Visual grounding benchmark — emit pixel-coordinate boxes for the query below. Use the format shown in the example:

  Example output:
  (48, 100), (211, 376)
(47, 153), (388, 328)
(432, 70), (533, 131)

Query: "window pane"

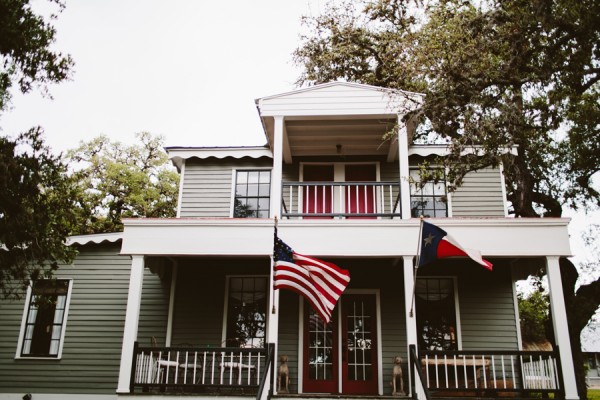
(247, 184), (259, 197)
(236, 184), (248, 197)
(237, 171), (248, 184)
(248, 172), (259, 184)
(259, 170), (270, 183)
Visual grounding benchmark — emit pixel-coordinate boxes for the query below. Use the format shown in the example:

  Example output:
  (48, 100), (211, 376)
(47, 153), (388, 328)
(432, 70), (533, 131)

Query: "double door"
(303, 294), (379, 394)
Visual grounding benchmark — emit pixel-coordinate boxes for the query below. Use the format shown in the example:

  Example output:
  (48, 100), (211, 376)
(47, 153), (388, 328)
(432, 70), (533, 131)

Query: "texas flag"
(418, 221), (493, 270)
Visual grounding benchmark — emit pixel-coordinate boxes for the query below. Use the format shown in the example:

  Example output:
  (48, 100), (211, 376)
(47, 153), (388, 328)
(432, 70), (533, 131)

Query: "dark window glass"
(225, 277), (267, 348)
(415, 278), (457, 351)
(234, 170), (271, 218)
(410, 169), (448, 218)
(21, 280), (70, 357)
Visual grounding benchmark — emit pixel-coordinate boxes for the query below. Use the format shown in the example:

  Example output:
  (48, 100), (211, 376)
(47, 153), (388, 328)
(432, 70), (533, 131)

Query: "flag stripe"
(273, 236), (350, 323)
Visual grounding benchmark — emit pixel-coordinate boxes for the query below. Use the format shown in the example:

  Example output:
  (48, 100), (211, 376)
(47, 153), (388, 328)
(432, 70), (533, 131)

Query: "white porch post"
(268, 115), (284, 396)
(546, 256), (579, 400)
(397, 117), (411, 219)
(403, 256), (425, 398)
(117, 255), (145, 393)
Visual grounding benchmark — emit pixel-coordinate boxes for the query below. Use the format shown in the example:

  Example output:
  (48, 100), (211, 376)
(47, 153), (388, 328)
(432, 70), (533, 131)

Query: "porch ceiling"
(262, 116), (398, 162)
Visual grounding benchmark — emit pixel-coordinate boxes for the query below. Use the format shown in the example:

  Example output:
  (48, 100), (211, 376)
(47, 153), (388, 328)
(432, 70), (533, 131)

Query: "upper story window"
(410, 169), (448, 218)
(18, 279), (72, 358)
(415, 277), (458, 351)
(233, 170), (271, 218)
(224, 276), (267, 348)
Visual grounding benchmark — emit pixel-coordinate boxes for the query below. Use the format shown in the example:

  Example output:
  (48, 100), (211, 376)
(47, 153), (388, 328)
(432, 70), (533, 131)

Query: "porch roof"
(120, 217), (571, 259)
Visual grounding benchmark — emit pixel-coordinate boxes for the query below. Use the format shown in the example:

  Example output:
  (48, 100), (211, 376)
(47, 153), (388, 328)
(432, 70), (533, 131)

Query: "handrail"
(409, 344), (431, 400)
(281, 181), (402, 219)
(256, 343), (275, 400)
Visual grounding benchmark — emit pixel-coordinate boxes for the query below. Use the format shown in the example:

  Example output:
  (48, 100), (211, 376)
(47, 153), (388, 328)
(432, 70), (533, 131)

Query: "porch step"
(273, 396), (411, 400)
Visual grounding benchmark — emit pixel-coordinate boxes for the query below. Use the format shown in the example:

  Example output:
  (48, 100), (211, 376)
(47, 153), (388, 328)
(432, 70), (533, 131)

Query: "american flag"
(273, 234), (350, 323)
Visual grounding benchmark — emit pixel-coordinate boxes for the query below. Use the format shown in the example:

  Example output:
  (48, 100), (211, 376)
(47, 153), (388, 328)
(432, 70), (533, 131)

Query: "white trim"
(15, 279), (73, 360)
(403, 256), (419, 398)
(176, 161), (185, 218)
(498, 161), (510, 217)
(298, 298), (304, 394)
(546, 256), (579, 399)
(121, 217), (572, 258)
(408, 145), (518, 157)
(165, 261), (178, 346)
(0, 395), (117, 400)
(167, 147), (272, 170)
(510, 264), (523, 350)
(117, 255), (145, 393)
(67, 232), (123, 246)
(398, 120), (411, 219)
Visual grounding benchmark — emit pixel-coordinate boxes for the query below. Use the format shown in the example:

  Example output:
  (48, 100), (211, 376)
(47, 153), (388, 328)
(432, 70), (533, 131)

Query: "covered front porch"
(116, 218), (578, 399)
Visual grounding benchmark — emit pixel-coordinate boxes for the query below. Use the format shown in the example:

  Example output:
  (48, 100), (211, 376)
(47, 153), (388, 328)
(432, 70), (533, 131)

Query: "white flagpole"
(271, 216), (278, 314)
(409, 216), (424, 317)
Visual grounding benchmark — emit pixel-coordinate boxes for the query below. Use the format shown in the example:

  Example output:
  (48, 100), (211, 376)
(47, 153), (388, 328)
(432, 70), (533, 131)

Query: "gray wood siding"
(452, 167), (506, 217)
(278, 290), (300, 393)
(170, 258), (271, 346)
(417, 260), (519, 351)
(0, 242), (168, 395)
(180, 157), (272, 218)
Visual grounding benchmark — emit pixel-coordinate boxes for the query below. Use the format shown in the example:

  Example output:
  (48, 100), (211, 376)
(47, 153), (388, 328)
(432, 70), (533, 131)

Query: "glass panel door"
(342, 294), (378, 394)
(303, 307), (337, 393)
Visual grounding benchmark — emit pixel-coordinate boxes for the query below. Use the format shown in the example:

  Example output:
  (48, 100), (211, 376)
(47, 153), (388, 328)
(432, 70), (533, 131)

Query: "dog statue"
(391, 356), (405, 396)
(278, 355), (290, 393)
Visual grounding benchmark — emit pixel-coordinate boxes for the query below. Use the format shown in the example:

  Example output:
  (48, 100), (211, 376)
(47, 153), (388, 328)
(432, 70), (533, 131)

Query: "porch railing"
(281, 181), (401, 219)
(129, 342), (272, 395)
(415, 349), (564, 397)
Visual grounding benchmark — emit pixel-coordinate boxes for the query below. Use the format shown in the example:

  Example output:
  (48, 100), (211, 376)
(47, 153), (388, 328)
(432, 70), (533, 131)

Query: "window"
(225, 277), (267, 348)
(233, 170), (271, 218)
(415, 278), (458, 351)
(410, 169), (447, 217)
(19, 279), (72, 358)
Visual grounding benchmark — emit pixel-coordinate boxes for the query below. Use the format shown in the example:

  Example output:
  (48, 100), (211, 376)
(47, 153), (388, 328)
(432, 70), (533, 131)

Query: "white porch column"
(546, 256), (579, 400)
(268, 115), (284, 395)
(117, 255), (145, 393)
(270, 115), (284, 219)
(397, 117), (411, 219)
(403, 256), (425, 398)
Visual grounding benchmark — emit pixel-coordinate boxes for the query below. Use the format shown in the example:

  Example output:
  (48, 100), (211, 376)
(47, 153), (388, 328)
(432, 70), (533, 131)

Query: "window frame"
(415, 276), (462, 351)
(15, 279), (73, 360)
(230, 168), (272, 218)
(409, 167), (449, 218)
(221, 275), (269, 348)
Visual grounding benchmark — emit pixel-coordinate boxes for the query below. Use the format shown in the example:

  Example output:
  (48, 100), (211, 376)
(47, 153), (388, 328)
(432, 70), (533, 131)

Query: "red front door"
(303, 294), (379, 395)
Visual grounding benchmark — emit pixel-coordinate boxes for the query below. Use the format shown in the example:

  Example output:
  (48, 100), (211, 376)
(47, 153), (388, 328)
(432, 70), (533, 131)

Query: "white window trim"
(230, 168), (272, 218)
(415, 276), (462, 350)
(15, 279), (74, 360)
(175, 161), (186, 218)
(221, 274), (269, 347)
(409, 166), (450, 218)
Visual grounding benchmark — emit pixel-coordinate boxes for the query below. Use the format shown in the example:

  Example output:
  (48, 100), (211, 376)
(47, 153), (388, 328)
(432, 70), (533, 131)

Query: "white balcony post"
(546, 256), (579, 400)
(270, 115), (284, 219)
(403, 255), (425, 398)
(397, 117), (411, 219)
(117, 255), (145, 393)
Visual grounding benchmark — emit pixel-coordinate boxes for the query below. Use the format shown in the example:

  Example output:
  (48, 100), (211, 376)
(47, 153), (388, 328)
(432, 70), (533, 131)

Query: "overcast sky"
(1, 0), (598, 269)
(0, 0), (326, 152)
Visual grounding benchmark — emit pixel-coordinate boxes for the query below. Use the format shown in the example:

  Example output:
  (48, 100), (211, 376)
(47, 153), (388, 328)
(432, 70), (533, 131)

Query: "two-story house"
(0, 82), (578, 400)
